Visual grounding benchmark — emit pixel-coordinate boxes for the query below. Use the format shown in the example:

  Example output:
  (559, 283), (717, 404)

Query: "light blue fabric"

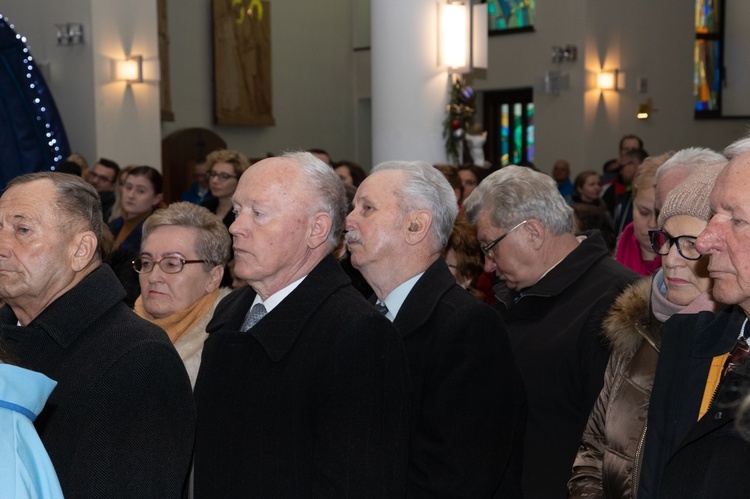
(0, 363), (63, 499)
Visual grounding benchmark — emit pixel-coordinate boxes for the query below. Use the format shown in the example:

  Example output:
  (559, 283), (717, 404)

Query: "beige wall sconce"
(597, 69), (624, 91)
(113, 55), (143, 84)
(437, 1), (487, 73)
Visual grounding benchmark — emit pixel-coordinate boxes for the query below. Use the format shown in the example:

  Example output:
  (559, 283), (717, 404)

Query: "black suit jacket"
(393, 258), (526, 498)
(194, 255), (411, 498)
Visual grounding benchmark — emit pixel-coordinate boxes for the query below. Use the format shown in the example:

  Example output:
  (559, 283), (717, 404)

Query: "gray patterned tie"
(241, 303), (267, 331)
(375, 302), (389, 316)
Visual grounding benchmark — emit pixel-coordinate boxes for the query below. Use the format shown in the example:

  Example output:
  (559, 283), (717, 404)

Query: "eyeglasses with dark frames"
(208, 171), (238, 181)
(481, 220), (528, 256)
(132, 256), (211, 274)
(648, 230), (701, 261)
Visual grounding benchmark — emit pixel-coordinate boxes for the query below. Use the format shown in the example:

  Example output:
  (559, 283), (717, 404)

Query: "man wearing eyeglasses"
(464, 165), (638, 499)
(0, 172), (195, 497)
(346, 161), (526, 498)
(86, 157), (119, 221)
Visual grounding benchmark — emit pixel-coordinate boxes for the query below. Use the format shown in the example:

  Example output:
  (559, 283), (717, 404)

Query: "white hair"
(371, 161), (458, 250)
(656, 147), (725, 183)
(464, 165), (573, 235)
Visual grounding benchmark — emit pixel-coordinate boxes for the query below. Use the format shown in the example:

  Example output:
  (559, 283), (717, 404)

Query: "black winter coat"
(0, 265), (196, 498)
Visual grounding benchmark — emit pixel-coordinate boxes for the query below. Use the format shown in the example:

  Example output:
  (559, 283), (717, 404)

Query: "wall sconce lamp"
(597, 69), (624, 91)
(55, 23), (84, 46)
(637, 98), (654, 119)
(437, 1), (487, 73)
(113, 55), (143, 84)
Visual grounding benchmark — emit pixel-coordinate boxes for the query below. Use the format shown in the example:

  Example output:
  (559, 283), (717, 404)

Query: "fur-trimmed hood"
(602, 276), (655, 356)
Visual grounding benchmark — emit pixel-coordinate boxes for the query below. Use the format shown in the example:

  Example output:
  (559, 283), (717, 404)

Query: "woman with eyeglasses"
(133, 202), (232, 387)
(200, 149), (251, 230)
(569, 162), (725, 499)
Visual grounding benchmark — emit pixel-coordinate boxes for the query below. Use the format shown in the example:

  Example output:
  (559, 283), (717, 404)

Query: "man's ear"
(524, 218), (546, 251)
(308, 212), (333, 249)
(71, 231), (98, 272)
(405, 210), (433, 245)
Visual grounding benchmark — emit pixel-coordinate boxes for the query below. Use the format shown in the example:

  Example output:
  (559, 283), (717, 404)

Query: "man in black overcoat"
(346, 160), (526, 498)
(0, 172), (195, 498)
(193, 152), (411, 498)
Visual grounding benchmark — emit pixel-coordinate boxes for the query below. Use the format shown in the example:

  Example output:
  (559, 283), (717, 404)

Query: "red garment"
(476, 272), (498, 305)
(616, 222), (661, 276)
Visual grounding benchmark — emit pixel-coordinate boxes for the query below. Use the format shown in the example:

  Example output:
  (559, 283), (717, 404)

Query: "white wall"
(91, 0), (162, 168)
(162, 0), (364, 165)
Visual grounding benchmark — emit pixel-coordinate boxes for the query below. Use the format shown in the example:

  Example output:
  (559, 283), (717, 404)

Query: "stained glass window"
(484, 88), (533, 167)
(487, 0), (535, 34)
(694, 0), (722, 114)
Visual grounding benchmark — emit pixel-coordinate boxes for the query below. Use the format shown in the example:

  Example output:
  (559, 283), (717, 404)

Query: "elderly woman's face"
(139, 225), (222, 319)
(662, 215), (711, 306)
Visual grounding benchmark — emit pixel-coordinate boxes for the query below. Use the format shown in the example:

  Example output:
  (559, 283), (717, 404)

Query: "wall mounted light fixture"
(597, 69), (624, 91)
(113, 55), (143, 84)
(55, 23), (84, 45)
(637, 98), (654, 119)
(437, 1), (487, 73)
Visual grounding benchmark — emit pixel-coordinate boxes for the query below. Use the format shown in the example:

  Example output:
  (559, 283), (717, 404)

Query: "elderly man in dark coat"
(346, 160), (525, 498)
(193, 152), (411, 498)
(0, 172), (195, 498)
(638, 135), (750, 498)
(465, 165), (638, 499)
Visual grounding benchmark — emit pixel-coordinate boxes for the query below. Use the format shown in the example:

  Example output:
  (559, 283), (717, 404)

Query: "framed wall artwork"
(212, 0), (275, 126)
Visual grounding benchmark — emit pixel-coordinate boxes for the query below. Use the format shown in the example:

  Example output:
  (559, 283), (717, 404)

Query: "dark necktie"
(375, 302), (389, 316)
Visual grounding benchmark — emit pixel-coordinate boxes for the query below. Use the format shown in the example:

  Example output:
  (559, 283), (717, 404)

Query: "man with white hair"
(346, 161), (525, 497)
(464, 166), (638, 499)
(637, 136), (750, 497)
(193, 152), (411, 498)
(654, 146), (725, 213)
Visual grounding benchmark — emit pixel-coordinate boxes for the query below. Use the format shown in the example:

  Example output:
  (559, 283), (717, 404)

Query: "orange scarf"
(134, 289), (220, 344)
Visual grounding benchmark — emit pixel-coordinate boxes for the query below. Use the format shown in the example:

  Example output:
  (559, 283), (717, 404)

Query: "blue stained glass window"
(694, 0), (722, 115)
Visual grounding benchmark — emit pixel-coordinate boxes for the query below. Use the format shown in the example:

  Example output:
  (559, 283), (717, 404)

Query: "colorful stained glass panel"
(695, 0), (720, 34)
(487, 0), (535, 32)
(500, 103), (509, 166)
(694, 39), (720, 112)
(526, 104), (535, 163)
